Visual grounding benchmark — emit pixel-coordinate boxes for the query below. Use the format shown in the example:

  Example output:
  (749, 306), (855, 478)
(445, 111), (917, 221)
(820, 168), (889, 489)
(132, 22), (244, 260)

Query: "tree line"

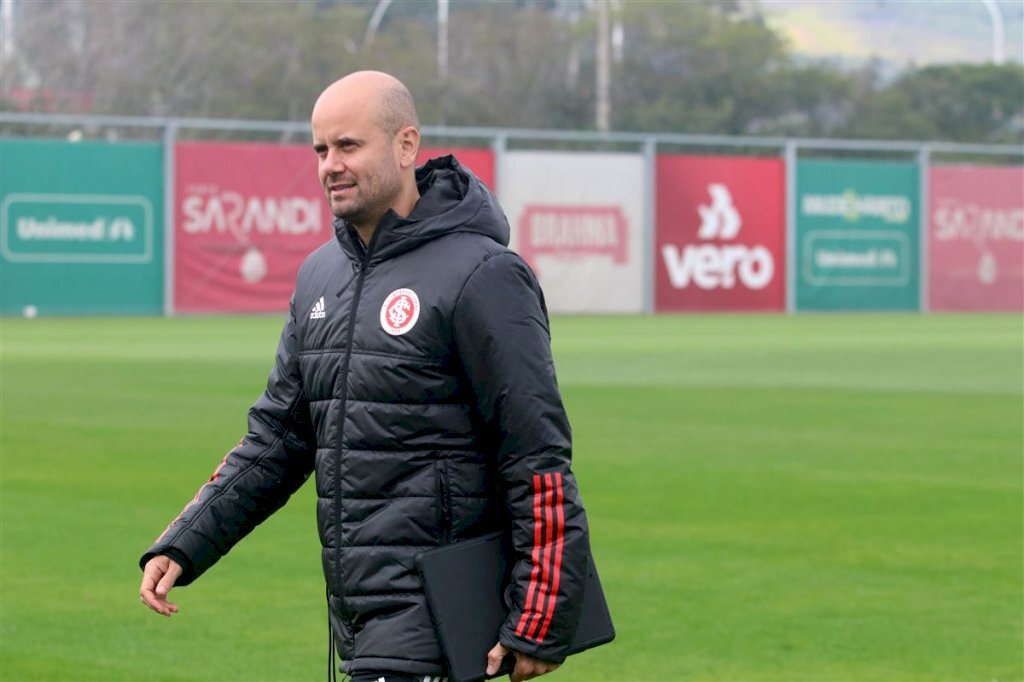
(2, 0), (1021, 145)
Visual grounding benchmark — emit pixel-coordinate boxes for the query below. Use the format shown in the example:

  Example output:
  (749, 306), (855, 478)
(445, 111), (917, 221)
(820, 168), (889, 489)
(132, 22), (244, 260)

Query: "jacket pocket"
(435, 460), (453, 544)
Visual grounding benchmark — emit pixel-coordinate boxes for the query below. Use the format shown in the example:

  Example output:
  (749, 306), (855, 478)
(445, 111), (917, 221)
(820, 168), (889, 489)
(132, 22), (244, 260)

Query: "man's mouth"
(329, 181), (355, 195)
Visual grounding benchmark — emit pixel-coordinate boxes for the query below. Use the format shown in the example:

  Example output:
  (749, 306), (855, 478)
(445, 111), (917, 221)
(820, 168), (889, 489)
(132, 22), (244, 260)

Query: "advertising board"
(0, 139), (164, 315)
(501, 151), (645, 313)
(795, 160), (920, 311)
(929, 165), (1023, 311)
(656, 155), (785, 311)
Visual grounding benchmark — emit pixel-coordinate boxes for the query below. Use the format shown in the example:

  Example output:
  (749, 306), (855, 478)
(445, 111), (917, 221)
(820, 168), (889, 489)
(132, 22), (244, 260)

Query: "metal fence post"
(491, 131), (506, 195)
(162, 120), (177, 317)
(642, 136), (657, 315)
(784, 140), (798, 314)
(918, 144), (931, 313)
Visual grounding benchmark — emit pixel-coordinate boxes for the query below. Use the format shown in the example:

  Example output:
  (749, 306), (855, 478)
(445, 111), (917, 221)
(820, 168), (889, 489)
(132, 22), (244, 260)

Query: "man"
(139, 71), (591, 682)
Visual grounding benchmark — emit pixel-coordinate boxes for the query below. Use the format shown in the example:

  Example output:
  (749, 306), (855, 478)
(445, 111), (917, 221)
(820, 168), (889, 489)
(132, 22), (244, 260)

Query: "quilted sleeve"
(452, 252), (590, 663)
(139, 296), (316, 585)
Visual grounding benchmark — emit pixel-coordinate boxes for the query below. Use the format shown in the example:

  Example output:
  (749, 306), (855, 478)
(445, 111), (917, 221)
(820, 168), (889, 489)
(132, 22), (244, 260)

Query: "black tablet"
(416, 532), (615, 682)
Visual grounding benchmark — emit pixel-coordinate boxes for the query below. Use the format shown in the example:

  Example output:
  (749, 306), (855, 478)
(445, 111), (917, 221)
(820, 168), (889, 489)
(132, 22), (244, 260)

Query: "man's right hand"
(139, 555), (183, 617)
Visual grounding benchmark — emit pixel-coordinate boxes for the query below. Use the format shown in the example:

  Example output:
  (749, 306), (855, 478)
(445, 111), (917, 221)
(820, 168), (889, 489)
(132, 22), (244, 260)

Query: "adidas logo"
(309, 296), (326, 319)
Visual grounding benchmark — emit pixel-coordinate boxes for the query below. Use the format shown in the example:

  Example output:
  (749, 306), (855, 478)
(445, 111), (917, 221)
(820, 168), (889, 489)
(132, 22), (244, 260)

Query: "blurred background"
(1, 0), (1022, 317)
(1, 2), (1022, 681)
(1, 0), (1023, 139)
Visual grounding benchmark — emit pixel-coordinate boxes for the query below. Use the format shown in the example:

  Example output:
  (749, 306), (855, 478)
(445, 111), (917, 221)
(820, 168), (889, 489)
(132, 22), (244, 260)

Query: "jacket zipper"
(332, 241), (372, 596)
(437, 460), (453, 545)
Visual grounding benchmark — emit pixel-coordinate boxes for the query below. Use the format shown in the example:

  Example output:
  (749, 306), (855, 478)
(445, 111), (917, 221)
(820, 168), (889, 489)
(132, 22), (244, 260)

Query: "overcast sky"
(759, 0), (1023, 67)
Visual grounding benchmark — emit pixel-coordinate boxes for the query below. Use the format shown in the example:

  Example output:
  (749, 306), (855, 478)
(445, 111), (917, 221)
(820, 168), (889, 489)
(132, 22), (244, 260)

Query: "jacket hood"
(334, 154), (510, 264)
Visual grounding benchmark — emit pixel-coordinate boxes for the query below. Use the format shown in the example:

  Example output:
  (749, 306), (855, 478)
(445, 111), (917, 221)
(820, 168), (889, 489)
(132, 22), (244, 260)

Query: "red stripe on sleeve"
(526, 473), (556, 641)
(515, 474), (545, 637)
(536, 473), (565, 642)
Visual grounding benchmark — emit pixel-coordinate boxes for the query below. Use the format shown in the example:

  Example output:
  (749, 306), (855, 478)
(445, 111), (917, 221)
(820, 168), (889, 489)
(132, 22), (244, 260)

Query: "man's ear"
(396, 126), (420, 169)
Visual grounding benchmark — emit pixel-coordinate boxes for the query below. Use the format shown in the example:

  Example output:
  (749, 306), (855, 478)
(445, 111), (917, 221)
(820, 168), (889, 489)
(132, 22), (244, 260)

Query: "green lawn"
(2, 314), (1021, 681)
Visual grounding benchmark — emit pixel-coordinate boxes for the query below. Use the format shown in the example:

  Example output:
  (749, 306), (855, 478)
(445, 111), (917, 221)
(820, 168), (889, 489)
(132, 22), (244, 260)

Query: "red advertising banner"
(175, 143), (495, 313)
(174, 142), (331, 313)
(656, 155), (785, 311)
(929, 165), (1023, 311)
(418, 147), (495, 188)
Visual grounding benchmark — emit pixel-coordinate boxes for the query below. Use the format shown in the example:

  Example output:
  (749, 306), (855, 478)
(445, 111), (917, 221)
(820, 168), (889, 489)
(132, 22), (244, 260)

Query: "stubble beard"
(331, 164), (403, 232)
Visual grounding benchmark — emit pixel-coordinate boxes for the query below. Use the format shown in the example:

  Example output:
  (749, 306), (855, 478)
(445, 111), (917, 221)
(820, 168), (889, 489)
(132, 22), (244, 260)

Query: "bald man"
(140, 72), (592, 682)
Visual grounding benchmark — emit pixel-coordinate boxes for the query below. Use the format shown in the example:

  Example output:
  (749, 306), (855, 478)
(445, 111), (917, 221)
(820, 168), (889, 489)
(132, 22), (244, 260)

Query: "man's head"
(311, 71), (421, 237)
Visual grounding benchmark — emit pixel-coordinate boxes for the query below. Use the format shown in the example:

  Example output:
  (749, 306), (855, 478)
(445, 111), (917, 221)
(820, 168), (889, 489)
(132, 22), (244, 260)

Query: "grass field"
(1, 313), (1022, 682)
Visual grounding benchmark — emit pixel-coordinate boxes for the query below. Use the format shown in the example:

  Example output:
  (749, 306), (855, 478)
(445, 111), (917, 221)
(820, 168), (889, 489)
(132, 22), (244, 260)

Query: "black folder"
(416, 532), (615, 682)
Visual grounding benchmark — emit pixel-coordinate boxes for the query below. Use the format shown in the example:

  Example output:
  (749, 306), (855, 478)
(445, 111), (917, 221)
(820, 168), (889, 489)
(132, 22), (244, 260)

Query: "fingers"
(510, 652), (560, 682)
(139, 556), (182, 617)
(485, 643), (559, 681)
(486, 642), (509, 676)
(156, 560), (182, 598)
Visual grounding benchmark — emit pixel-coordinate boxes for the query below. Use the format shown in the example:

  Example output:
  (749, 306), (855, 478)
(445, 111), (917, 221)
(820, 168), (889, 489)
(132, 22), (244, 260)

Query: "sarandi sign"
(174, 141), (331, 313)
(929, 165), (1023, 311)
(174, 143), (496, 313)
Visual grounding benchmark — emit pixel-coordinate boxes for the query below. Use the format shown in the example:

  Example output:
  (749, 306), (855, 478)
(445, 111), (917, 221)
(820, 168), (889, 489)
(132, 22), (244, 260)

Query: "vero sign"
(655, 154), (785, 312)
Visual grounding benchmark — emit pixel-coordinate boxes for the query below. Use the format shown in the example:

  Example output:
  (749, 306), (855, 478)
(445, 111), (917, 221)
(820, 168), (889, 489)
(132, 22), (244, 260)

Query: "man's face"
(312, 100), (403, 229)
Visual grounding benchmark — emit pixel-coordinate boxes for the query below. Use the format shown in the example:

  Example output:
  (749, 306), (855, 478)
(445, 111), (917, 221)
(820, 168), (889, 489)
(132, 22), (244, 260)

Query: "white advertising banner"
(501, 151), (645, 313)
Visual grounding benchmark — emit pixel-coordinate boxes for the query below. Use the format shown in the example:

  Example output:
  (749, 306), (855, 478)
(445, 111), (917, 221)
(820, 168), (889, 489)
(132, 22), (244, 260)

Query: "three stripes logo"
(515, 472), (565, 643)
(309, 296), (326, 320)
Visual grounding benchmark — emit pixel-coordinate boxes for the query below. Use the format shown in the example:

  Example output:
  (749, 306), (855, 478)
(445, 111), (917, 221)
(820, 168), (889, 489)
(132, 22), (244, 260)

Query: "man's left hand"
(486, 642), (560, 682)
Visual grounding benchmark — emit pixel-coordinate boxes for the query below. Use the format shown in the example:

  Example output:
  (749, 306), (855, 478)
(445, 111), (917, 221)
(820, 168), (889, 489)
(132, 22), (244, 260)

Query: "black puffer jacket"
(141, 156), (591, 675)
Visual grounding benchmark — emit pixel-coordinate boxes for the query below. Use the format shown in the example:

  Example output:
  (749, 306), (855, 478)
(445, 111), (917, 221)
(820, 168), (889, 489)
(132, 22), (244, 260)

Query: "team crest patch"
(380, 288), (420, 336)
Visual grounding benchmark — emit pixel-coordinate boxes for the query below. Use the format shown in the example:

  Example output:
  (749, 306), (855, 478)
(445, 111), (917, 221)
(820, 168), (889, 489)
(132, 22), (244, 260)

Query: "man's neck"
(354, 186), (422, 248)
(354, 223), (375, 247)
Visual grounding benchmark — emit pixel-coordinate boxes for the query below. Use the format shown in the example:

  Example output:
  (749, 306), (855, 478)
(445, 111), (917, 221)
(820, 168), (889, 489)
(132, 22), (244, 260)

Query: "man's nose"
(322, 149), (346, 176)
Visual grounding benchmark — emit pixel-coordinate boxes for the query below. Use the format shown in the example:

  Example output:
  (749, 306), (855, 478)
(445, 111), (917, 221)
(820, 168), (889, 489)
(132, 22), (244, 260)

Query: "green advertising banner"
(795, 159), (920, 311)
(1, 139), (164, 315)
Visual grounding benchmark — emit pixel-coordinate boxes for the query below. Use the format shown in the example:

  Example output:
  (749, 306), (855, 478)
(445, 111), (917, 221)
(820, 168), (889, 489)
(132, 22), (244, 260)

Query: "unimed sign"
(656, 155), (785, 311)
(929, 165), (1023, 311)
(795, 160), (920, 311)
(0, 139), (163, 315)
